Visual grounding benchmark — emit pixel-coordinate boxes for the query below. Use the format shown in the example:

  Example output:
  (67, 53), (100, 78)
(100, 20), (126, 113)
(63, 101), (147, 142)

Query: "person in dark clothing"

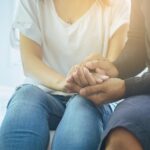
(67, 0), (150, 149)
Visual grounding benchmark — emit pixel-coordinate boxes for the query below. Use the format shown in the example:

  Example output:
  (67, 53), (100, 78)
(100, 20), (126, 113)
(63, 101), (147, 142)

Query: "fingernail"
(100, 75), (109, 80)
(96, 78), (103, 83)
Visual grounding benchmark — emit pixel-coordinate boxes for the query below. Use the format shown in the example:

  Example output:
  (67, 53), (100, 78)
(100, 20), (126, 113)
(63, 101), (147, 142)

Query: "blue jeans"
(0, 84), (113, 150)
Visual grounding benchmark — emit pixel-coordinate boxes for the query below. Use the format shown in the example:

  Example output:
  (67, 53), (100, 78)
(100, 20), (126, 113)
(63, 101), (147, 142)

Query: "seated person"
(0, 0), (130, 149)
(70, 0), (150, 150)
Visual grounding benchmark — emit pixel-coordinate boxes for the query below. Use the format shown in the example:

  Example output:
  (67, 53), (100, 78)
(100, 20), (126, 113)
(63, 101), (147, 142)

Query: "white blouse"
(13, 0), (131, 94)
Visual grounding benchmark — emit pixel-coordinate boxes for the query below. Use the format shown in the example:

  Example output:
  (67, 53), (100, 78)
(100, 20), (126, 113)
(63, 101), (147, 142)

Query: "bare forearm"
(20, 34), (65, 91)
(107, 24), (129, 62)
(23, 56), (65, 91)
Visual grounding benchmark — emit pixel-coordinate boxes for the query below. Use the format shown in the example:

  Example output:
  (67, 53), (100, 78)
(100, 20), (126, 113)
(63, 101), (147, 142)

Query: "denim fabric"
(0, 84), (113, 150)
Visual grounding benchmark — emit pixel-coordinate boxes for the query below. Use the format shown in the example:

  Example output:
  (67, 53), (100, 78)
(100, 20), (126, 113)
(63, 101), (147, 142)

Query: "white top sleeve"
(110, 0), (131, 37)
(13, 0), (41, 45)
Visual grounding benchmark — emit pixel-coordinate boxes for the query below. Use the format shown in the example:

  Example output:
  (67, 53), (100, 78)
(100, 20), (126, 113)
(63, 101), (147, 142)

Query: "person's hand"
(79, 78), (125, 105)
(64, 55), (110, 93)
(65, 66), (109, 93)
(65, 66), (97, 93)
(85, 60), (119, 78)
(64, 65), (82, 93)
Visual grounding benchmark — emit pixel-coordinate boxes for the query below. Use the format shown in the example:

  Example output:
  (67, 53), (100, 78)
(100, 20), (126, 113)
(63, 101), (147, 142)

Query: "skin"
(20, 0), (142, 149)
(67, 59), (124, 105)
(80, 78), (125, 105)
(20, 34), (102, 92)
(21, 0), (128, 92)
(20, 34), (66, 91)
(66, 60), (120, 98)
(51, 1), (143, 149)
(67, 60), (143, 150)
(54, 0), (96, 24)
(105, 128), (143, 150)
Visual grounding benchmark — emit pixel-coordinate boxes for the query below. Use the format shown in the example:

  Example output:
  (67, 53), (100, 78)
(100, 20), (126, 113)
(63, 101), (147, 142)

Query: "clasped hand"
(65, 60), (125, 105)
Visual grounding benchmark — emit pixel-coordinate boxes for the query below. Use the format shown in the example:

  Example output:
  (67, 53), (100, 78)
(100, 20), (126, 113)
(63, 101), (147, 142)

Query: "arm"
(81, 24), (129, 63)
(20, 34), (66, 91)
(80, 72), (150, 105)
(78, 1), (150, 104)
(113, 0), (147, 79)
(66, 23), (129, 91)
(107, 24), (129, 62)
(124, 72), (150, 97)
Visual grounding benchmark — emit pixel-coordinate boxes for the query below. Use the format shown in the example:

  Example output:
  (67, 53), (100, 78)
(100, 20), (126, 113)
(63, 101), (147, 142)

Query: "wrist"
(57, 78), (66, 92)
(47, 76), (66, 92)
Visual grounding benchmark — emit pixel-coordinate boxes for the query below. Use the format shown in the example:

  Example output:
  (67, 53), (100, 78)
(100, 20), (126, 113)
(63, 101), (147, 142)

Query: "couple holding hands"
(1, 0), (150, 150)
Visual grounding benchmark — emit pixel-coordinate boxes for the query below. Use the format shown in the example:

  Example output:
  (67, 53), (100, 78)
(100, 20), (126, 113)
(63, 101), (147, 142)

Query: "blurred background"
(0, 0), (24, 124)
(0, 0), (24, 88)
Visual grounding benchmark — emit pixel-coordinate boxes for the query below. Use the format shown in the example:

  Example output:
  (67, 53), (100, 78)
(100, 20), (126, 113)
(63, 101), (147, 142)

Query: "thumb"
(80, 84), (104, 96)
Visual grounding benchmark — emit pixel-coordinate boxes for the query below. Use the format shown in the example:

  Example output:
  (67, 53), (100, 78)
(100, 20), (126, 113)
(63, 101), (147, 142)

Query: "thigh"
(63, 95), (112, 132)
(53, 95), (113, 149)
(46, 94), (68, 130)
(97, 103), (113, 130)
(53, 95), (104, 150)
(2, 84), (67, 131)
(101, 95), (150, 150)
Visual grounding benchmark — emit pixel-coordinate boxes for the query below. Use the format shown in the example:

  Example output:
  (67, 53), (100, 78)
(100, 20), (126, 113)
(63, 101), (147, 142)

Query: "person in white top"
(0, 0), (130, 149)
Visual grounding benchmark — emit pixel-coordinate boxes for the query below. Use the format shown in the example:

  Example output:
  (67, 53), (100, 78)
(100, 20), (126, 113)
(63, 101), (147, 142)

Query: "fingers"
(71, 66), (96, 87)
(71, 66), (88, 87)
(66, 65), (78, 82)
(83, 67), (97, 85)
(77, 67), (89, 86)
(96, 68), (106, 75)
(80, 84), (103, 96)
(65, 82), (81, 93)
(72, 71), (82, 87)
(87, 93), (107, 106)
(66, 75), (74, 83)
(67, 61), (109, 89)
(93, 72), (109, 84)
(94, 73), (103, 83)
(86, 59), (108, 72)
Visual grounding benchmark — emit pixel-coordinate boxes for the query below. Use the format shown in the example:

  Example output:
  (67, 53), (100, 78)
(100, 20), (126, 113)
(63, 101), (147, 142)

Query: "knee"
(8, 84), (48, 108)
(58, 95), (101, 138)
(67, 95), (95, 111)
(105, 128), (143, 150)
(105, 128), (126, 150)
(5, 85), (49, 123)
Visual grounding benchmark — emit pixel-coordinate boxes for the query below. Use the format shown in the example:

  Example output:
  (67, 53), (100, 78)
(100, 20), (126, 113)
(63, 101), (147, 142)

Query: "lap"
(65, 95), (113, 129)
(6, 84), (113, 130)
(101, 95), (150, 150)
(5, 84), (68, 130)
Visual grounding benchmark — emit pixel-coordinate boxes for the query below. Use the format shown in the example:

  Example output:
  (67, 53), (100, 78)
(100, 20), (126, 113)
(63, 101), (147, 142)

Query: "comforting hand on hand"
(65, 62), (109, 93)
(80, 78), (125, 105)
(65, 59), (125, 106)
(85, 60), (119, 78)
